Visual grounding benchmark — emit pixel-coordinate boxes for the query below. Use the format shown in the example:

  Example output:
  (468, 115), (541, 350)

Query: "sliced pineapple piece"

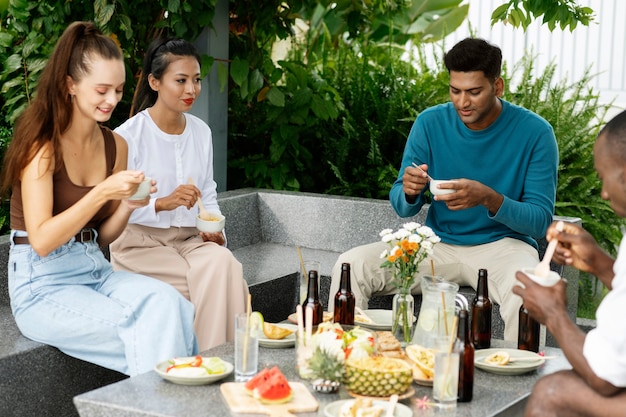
(263, 322), (295, 340)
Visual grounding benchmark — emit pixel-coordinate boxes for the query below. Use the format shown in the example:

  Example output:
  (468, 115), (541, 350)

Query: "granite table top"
(74, 339), (571, 417)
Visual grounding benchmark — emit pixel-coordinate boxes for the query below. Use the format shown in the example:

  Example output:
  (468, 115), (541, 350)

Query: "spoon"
(411, 162), (434, 181)
(187, 177), (210, 220)
(386, 394), (398, 417)
(534, 221), (565, 278)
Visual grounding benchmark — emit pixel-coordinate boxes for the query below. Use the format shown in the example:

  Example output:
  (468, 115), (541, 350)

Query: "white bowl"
(520, 267), (561, 287)
(429, 179), (457, 195)
(196, 212), (225, 233)
(129, 177), (152, 200)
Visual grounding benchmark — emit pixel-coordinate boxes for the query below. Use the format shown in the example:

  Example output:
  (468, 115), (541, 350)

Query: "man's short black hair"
(444, 38), (502, 80)
(599, 110), (626, 162)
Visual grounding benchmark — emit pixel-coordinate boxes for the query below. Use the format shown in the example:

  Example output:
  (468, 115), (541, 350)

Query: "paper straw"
(296, 304), (304, 347)
(297, 246), (307, 277)
(430, 259), (435, 276)
(441, 292), (449, 336)
(242, 294), (252, 370)
(305, 306), (313, 342)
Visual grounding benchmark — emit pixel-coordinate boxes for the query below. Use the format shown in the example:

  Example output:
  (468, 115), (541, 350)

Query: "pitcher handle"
(455, 293), (469, 311)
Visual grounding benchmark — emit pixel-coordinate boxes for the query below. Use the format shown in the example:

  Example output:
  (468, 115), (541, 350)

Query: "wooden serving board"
(220, 382), (318, 417)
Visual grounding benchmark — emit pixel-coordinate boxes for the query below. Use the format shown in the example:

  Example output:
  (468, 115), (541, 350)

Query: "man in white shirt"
(514, 110), (626, 416)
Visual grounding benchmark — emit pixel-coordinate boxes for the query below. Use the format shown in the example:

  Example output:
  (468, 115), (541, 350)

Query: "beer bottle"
(302, 270), (323, 325)
(457, 309), (474, 402)
(471, 268), (492, 349)
(333, 263), (355, 325)
(517, 304), (540, 352)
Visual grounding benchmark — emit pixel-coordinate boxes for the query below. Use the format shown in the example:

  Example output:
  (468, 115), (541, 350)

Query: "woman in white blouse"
(111, 37), (249, 351)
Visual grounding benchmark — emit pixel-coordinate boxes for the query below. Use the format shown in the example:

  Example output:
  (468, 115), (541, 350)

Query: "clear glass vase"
(392, 291), (415, 346)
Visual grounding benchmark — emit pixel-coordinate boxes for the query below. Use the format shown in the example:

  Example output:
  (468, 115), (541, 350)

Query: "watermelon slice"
(244, 366), (281, 395)
(253, 372), (293, 404)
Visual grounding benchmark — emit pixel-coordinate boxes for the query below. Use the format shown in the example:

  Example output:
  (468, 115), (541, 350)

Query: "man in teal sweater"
(328, 38), (558, 342)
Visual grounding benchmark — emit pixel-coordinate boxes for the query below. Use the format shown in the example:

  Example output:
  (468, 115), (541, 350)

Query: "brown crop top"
(10, 125), (117, 232)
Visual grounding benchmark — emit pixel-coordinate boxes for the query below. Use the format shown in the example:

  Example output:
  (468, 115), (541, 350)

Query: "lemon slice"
(418, 308), (438, 331)
(249, 311), (264, 335)
(263, 322), (294, 340)
(484, 351), (511, 366)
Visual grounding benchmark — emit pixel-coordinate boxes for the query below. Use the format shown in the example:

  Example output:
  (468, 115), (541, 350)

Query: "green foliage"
(491, 0), (595, 31)
(0, 0), (218, 127)
(503, 55), (624, 256)
(0, 124), (11, 234)
(227, 0), (466, 193)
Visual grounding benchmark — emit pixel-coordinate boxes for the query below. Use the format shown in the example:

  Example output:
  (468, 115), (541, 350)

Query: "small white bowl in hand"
(429, 179), (457, 195)
(196, 212), (225, 233)
(520, 267), (561, 287)
(129, 177), (152, 200)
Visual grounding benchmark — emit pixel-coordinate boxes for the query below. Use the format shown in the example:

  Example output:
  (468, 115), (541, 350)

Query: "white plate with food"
(354, 309), (416, 331)
(474, 348), (546, 375)
(154, 356), (233, 385)
(324, 399), (412, 417)
(287, 311), (333, 324)
(258, 323), (298, 348)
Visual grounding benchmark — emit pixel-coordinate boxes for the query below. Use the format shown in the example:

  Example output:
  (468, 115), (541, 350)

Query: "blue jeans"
(8, 230), (198, 376)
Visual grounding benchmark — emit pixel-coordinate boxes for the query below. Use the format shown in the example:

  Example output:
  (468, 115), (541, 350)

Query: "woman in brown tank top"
(0, 21), (197, 376)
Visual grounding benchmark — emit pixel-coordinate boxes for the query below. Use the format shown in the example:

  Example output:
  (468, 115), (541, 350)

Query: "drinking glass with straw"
(235, 294), (258, 381)
(433, 316), (459, 408)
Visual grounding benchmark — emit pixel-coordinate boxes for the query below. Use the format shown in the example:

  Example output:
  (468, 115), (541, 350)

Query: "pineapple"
(308, 346), (345, 383)
(344, 356), (412, 397)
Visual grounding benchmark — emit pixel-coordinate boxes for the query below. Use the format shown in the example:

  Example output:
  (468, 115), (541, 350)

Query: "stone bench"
(0, 235), (126, 417)
(219, 188), (581, 345)
(0, 188), (582, 416)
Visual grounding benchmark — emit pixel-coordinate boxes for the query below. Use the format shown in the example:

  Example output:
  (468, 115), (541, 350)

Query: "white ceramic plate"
(354, 309), (392, 330)
(258, 323), (298, 348)
(154, 357), (233, 385)
(413, 376), (433, 387)
(324, 399), (412, 417)
(354, 310), (416, 331)
(474, 348), (545, 375)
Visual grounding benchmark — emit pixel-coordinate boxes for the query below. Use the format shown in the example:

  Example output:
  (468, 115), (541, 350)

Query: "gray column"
(191, 0), (229, 192)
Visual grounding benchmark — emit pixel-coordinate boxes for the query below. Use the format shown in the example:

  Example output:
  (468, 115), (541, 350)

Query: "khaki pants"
(328, 238), (538, 342)
(110, 224), (249, 351)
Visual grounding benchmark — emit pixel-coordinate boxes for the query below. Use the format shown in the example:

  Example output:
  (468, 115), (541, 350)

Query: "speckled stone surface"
(0, 189), (587, 416)
(74, 339), (571, 417)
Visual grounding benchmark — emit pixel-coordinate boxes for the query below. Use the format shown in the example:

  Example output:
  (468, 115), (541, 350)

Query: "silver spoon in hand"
(411, 162), (434, 181)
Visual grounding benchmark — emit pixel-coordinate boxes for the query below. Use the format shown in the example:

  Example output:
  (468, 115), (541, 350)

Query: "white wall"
(430, 0), (625, 117)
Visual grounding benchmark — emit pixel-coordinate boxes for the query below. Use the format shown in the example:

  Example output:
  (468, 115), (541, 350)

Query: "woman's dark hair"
(443, 38), (502, 81)
(130, 38), (202, 116)
(0, 21), (123, 195)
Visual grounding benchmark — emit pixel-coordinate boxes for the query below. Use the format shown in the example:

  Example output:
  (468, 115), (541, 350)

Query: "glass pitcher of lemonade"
(412, 277), (463, 348)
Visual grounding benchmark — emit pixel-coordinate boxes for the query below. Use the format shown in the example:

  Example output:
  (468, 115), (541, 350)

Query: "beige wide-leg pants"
(110, 224), (249, 351)
(328, 238), (538, 342)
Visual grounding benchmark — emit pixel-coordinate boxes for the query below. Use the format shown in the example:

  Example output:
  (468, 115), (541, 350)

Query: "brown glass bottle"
(457, 309), (474, 402)
(517, 305), (540, 352)
(302, 270), (323, 325)
(333, 263), (355, 325)
(471, 268), (492, 349)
